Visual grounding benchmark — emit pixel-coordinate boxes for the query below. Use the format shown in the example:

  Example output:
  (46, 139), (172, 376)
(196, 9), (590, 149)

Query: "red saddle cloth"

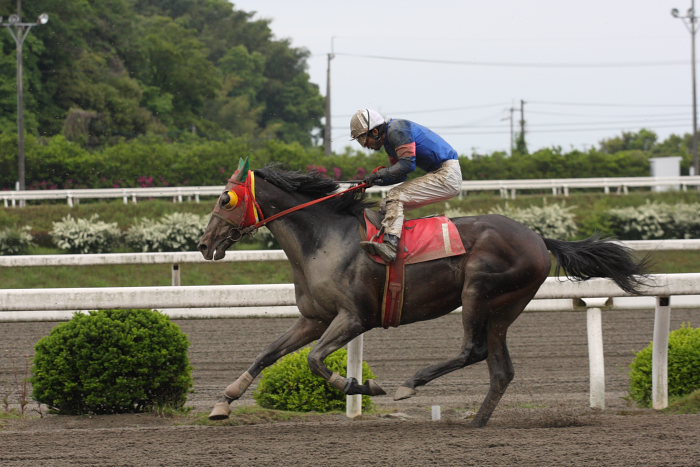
(364, 213), (467, 328)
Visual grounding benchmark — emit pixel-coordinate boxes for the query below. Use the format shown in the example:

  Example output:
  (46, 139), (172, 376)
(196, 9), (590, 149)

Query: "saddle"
(363, 209), (467, 328)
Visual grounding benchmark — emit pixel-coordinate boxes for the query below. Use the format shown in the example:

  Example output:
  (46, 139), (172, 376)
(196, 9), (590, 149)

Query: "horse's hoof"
(366, 379), (386, 396)
(393, 385), (416, 400)
(208, 401), (231, 420)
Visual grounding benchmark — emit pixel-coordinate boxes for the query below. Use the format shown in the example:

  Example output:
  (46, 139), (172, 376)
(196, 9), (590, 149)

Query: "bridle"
(211, 170), (368, 243)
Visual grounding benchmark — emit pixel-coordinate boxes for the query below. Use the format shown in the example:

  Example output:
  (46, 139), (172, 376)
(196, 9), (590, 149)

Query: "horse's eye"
(221, 191), (238, 209)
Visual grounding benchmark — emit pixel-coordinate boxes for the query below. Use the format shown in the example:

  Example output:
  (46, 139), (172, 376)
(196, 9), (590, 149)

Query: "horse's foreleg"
(307, 311), (385, 397)
(209, 316), (327, 420)
(470, 319), (514, 427)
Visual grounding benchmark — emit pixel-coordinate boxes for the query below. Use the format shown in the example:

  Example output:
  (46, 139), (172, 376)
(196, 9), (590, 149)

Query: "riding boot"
(360, 233), (399, 263)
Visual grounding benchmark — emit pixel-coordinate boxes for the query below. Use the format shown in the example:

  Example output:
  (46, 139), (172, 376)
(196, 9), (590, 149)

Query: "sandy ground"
(1, 308), (699, 466)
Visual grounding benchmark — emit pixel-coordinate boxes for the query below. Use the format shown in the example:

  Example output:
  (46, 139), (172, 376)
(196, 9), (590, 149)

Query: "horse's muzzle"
(198, 240), (230, 261)
(198, 242), (214, 260)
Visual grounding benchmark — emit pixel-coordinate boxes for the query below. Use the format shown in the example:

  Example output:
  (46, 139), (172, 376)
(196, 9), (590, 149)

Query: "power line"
(529, 100), (690, 108)
(335, 52), (687, 68)
(526, 110), (690, 118)
(438, 123), (689, 136)
(332, 116), (689, 131)
(333, 102), (510, 119)
(526, 117), (690, 127)
(332, 101), (691, 121)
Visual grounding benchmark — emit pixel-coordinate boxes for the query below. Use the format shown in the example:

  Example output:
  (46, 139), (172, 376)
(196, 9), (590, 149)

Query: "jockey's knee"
(381, 197), (402, 212)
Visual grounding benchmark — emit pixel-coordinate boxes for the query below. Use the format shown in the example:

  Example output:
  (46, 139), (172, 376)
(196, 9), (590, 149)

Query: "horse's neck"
(256, 181), (356, 264)
(256, 183), (322, 261)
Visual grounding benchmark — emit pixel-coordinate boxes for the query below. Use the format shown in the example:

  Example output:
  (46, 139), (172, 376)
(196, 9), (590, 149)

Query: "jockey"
(350, 108), (462, 263)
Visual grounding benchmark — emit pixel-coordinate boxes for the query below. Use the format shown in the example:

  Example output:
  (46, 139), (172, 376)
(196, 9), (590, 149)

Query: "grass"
(0, 260), (293, 288)
(0, 198), (216, 233)
(1, 250), (695, 289)
(1, 190), (698, 289)
(2, 189), (699, 235)
(0, 409), (24, 419)
(664, 389), (700, 414)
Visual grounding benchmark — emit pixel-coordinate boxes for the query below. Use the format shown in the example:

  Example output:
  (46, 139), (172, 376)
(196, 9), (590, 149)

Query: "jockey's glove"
(363, 172), (381, 187)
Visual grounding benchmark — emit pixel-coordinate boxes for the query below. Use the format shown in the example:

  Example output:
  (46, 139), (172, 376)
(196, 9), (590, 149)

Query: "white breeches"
(381, 159), (462, 237)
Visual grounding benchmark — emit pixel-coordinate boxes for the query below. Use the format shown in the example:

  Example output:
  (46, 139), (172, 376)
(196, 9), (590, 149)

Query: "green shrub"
(50, 214), (122, 253)
(490, 201), (578, 239)
(606, 201), (700, 240)
(31, 309), (193, 415)
(0, 226), (34, 255)
(607, 201), (668, 240)
(446, 201), (578, 240)
(666, 203), (700, 239)
(629, 323), (700, 407)
(125, 212), (207, 252)
(254, 347), (376, 412)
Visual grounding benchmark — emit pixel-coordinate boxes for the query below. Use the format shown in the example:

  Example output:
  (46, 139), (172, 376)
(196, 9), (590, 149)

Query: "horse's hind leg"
(470, 317), (514, 427)
(394, 297), (488, 400)
(209, 316), (327, 420)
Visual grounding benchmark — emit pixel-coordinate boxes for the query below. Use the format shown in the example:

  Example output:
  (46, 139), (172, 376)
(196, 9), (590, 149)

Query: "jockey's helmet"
(350, 108), (385, 141)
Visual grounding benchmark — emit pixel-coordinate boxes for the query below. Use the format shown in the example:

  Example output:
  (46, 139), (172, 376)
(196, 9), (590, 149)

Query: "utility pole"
(324, 37), (335, 156)
(508, 106), (515, 156)
(1, 0), (49, 192)
(672, 2), (700, 176)
(514, 99), (528, 155)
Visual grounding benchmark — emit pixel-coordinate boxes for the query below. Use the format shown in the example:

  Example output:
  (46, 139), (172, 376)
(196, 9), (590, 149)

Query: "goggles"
(355, 132), (368, 147)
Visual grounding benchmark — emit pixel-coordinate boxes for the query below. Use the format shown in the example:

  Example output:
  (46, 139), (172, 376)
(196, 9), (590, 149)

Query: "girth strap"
(381, 254), (407, 328)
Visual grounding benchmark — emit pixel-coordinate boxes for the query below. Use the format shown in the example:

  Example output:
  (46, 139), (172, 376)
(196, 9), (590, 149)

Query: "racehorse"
(198, 159), (649, 426)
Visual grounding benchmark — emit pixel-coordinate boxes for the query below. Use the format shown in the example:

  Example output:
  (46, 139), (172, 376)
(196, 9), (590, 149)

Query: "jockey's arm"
(375, 142), (416, 185)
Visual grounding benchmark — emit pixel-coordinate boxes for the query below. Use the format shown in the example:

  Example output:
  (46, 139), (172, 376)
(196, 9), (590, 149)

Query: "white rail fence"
(2, 240), (699, 416)
(3, 175), (700, 206)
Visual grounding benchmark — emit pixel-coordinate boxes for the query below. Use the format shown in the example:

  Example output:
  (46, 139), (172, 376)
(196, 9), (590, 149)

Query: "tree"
(0, 0), (324, 147)
(599, 129), (658, 153)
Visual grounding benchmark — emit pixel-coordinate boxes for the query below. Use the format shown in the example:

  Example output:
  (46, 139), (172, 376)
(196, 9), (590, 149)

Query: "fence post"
(346, 335), (363, 418)
(652, 296), (671, 410)
(171, 264), (181, 287)
(582, 297), (608, 410)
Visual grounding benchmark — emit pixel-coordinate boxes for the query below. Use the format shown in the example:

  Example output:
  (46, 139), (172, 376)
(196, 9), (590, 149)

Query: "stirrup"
(363, 240), (397, 263)
(360, 240), (380, 256)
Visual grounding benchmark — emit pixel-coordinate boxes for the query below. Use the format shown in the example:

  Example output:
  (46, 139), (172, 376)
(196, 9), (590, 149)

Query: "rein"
(249, 182), (369, 230)
(226, 180), (369, 240)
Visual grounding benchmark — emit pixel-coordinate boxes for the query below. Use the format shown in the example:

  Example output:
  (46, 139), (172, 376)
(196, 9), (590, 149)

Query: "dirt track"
(2, 309), (700, 466)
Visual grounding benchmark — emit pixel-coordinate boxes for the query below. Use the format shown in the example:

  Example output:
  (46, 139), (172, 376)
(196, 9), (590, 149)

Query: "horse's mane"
(255, 166), (374, 217)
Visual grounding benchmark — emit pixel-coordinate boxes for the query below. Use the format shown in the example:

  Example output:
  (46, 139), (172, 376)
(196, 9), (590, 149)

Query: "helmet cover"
(350, 109), (386, 139)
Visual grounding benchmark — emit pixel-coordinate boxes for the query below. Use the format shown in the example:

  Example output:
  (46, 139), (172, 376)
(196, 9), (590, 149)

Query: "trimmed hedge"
(31, 309), (193, 415)
(254, 347), (376, 412)
(629, 324), (700, 407)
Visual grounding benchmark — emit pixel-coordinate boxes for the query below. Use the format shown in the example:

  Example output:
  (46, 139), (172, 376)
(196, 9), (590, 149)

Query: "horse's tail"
(543, 235), (651, 295)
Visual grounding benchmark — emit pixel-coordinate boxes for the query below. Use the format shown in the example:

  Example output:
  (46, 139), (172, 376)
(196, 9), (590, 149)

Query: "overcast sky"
(231, 0), (695, 157)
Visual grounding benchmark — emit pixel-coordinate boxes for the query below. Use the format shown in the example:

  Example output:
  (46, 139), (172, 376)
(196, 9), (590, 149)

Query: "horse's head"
(198, 158), (262, 260)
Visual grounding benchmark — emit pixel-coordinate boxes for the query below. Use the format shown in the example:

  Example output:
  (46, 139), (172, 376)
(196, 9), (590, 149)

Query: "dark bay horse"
(198, 161), (648, 426)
